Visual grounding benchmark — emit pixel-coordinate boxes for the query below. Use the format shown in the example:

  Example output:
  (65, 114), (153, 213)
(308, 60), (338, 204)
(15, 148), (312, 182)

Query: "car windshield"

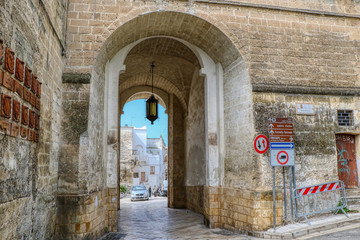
(132, 186), (146, 191)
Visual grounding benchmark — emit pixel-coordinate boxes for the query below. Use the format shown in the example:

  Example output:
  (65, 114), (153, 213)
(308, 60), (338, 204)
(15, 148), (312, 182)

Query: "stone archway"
(63, 11), (254, 236)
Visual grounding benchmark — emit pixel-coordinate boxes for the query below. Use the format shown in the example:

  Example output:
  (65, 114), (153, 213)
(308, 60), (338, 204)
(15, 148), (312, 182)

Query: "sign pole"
(289, 166), (294, 223)
(292, 165), (298, 219)
(273, 166), (276, 230)
(282, 166), (287, 222)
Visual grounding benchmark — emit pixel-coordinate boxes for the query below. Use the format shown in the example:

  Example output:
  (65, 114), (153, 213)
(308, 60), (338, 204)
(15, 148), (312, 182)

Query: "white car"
(130, 185), (149, 201)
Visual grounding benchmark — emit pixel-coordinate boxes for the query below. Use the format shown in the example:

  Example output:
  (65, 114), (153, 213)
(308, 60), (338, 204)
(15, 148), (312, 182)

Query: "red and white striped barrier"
(298, 182), (340, 196)
(294, 180), (348, 225)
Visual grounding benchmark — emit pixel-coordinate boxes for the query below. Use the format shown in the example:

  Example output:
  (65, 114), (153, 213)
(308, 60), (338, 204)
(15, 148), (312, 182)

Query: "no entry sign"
(254, 134), (269, 154)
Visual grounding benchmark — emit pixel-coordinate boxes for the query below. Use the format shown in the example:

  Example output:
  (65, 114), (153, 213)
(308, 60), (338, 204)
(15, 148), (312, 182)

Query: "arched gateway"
(2, 1), (360, 239)
(56, 11), (264, 239)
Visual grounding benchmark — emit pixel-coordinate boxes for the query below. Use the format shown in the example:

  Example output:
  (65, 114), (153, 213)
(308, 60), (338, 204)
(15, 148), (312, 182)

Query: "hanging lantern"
(146, 94), (158, 124)
(146, 63), (158, 124)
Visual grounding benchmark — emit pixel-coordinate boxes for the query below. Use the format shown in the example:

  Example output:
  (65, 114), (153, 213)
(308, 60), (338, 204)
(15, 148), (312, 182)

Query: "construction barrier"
(294, 180), (349, 225)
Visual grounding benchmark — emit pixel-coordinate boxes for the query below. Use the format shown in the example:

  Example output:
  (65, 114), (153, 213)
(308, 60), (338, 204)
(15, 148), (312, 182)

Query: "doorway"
(336, 134), (359, 188)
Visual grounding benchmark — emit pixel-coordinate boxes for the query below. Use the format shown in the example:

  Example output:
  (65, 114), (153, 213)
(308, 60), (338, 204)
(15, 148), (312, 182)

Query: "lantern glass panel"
(150, 101), (157, 116)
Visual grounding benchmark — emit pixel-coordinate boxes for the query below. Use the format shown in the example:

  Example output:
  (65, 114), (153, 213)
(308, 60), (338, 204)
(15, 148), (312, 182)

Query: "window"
(150, 166), (155, 175)
(141, 172), (145, 182)
(133, 172), (139, 178)
(337, 110), (353, 126)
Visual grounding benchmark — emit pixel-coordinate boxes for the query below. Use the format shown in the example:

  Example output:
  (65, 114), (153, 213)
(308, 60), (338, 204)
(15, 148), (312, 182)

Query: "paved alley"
(100, 196), (257, 240)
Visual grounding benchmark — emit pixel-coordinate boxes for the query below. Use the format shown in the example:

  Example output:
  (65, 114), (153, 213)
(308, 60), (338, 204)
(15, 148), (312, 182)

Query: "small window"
(150, 166), (155, 175)
(337, 110), (353, 126)
(133, 172), (139, 178)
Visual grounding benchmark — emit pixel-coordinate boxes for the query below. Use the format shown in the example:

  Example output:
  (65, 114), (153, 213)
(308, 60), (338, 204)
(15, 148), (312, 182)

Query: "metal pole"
(283, 166), (287, 222)
(289, 166), (294, 223)
(292, 165), (298, 219)
(273, 166), (276, 230)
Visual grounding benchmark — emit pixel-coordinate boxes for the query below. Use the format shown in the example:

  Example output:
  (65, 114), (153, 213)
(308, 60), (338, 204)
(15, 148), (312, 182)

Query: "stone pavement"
(98, 196), (360, 240)
(99, 196), (257, 240)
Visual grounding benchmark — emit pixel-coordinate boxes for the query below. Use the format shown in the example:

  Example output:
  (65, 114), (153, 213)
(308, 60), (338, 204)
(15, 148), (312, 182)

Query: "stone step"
(348, 205), (360, 211)
(346, 196), (360, 205)
(346, 189), (360, 196)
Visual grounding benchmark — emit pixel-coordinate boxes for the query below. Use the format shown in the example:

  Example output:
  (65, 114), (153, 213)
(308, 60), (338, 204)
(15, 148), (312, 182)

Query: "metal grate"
(337, 110), (353, 126)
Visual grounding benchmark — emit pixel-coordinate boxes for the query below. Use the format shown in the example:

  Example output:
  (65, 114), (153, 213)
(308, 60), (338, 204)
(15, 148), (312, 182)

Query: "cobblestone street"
(98, 196), (258, 240)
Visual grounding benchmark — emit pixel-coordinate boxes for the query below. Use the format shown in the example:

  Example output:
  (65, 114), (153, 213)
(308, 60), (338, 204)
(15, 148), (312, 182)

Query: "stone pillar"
(168, 94), (186, 208)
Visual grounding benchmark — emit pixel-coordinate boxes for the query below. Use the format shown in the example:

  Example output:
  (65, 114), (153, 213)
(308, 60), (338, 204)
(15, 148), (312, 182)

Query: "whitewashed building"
(120, 126), (167, 191)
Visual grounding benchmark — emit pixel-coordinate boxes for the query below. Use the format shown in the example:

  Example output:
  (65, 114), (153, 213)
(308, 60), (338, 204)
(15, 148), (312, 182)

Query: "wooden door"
(140, 172), (145, 183)
(336, 134), (358, 188)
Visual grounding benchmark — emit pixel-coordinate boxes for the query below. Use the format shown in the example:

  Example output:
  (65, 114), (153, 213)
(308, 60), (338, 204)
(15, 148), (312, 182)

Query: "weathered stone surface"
(0, 39), (3, 65)
(0, 1), (66, 237)
(0, 0), (360, 239)
(62, 73), (91, 83)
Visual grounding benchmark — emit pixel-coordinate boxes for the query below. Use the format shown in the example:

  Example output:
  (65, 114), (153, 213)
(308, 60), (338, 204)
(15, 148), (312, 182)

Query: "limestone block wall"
(120, 126), (133, 189)
(223, 58), (255, 189)
(55, 189), (109, 239)
(0, 0), (65, 239)
(184, 70), (206, 213)
(61, 0), (360, 236)
(168, 95), (186, 209)
(253, 93), (360, 189)
(204, 186), (283, 232)
(59, 83), (90, 194)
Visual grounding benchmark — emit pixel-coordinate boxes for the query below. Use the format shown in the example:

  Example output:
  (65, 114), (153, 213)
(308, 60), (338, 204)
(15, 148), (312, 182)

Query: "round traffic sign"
(277, 151), (289, 165)
(254, 134), (269, 154)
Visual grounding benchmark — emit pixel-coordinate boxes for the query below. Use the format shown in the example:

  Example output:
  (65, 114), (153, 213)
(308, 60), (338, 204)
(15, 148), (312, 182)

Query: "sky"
(121, 99), (168, 145)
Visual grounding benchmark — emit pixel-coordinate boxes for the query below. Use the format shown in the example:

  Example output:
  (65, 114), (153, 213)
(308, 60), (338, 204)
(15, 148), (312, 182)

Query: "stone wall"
(253, 93), (360, 189)
(55, 189), (109, 239)
(185, 71), (206, 187)
(120, 126), (133, 190)
(168, 95), (186, 209)
(223, 58), (255, 189)
(59, 83), (90, 194)
(184, 70), (206, 215)
(204, 186), (283, 232)
(0, 0), (65, 238)
(185, 186), (205, 215)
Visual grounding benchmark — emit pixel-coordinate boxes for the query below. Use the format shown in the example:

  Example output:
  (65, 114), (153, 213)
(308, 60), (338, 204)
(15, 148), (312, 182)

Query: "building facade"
(120, 125), (168, 191)
(0, 0), (359, 239)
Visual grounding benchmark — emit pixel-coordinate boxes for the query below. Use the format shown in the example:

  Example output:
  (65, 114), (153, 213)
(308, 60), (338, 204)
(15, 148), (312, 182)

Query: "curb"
(252, 215), (360, 239)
